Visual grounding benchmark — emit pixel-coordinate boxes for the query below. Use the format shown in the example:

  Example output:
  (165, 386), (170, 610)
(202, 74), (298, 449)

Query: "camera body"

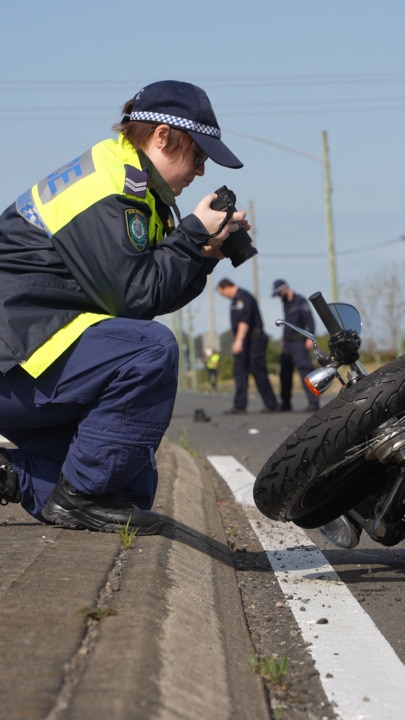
(210, 186), (258, 268)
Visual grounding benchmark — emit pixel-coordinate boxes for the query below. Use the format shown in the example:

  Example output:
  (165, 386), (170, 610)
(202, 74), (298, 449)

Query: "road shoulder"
(0, 439), (270, 720)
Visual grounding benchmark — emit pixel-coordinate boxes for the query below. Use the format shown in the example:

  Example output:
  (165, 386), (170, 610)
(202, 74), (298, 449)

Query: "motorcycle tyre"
(253, 354), (405, 529)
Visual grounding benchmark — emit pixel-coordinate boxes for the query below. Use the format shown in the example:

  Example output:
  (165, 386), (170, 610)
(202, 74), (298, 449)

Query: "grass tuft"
(119, 516), (138, 548)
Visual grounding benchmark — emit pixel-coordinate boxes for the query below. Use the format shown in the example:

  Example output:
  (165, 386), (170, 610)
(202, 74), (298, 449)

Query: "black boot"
(193, 408), (211, 422)
(0, 449), (21, 505)
(42, 474), (170, 534)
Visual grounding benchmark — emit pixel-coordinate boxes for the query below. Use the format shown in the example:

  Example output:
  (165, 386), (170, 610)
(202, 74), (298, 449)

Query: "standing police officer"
(217, 279), (278, 413)
(272, 279), (319, 412)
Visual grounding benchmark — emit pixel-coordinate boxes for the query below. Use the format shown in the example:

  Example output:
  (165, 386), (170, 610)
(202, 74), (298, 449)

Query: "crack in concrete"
(44, 547), (127, 720)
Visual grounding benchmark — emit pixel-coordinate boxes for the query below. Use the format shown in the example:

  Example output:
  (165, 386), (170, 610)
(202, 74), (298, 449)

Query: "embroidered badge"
(167, 212), (175, 234)
(125, 209), (148, 251)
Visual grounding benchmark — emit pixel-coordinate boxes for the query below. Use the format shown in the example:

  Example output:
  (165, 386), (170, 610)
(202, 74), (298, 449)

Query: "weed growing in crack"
(80, 607), (118, 621)
(225, 524), (239, 552)
(119, 516), (138, 549)
(248, 651), (290, 686)
(178, 427), (190, 450)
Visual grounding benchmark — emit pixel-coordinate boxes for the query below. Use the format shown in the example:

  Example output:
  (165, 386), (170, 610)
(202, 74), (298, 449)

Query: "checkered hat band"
(129, 111), (221, 138)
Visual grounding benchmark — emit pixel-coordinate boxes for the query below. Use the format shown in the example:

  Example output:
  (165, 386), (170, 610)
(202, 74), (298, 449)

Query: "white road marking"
(0, 434), (17, 449)
(208, 455), (405, 720)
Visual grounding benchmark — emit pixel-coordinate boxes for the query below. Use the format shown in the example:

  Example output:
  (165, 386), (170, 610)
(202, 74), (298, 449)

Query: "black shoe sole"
(0, 450), (21, 504)
(41, 500), (166, 535)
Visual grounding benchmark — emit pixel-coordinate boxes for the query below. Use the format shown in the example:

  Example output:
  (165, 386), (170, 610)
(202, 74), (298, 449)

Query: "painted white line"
(208, 454), (405, 720)
(0, 434), (17, 449)
(207, 454), (256, 507)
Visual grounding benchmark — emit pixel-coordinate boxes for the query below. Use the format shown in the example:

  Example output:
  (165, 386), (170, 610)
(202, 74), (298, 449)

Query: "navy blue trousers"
(233, 333), (277, 410)
(0, 318), (178, 520)
(280, 339), (317, 406)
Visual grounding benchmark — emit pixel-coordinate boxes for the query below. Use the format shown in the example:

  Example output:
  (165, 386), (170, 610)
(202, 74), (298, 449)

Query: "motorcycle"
(253, 291), (405, 549)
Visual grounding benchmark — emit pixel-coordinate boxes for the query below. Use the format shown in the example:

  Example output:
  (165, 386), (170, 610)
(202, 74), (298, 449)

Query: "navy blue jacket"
(282, 293), (315, 341)
(0, 135), (216, 373)
(230, 287), (265, 337)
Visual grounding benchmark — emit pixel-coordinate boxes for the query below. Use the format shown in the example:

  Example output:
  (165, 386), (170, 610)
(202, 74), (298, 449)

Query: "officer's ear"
(153, 124), (171, 151)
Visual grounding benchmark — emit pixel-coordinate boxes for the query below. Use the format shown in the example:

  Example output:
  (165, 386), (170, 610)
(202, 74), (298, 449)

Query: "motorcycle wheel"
(254, 354), (405, 529)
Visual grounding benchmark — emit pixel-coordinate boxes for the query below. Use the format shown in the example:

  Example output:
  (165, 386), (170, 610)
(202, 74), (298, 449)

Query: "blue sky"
(1, 0), (404, 340)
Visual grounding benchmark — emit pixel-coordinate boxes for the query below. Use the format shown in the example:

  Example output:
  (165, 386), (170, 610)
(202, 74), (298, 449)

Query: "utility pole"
(248, 199), (259, 300)
(207, 274), (216, 349)
(171, 309), (185, 390)
(225, 129), (340, 303)
(186, 309), (197, 390)
(322, 130), (339, 302)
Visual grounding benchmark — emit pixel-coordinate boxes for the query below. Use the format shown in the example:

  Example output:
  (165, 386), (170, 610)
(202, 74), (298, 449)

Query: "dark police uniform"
(0, 134), (217, 519)
(280, 292), (318, 410)
(0, 134), (214, 374)
(230, 288), (277, 410)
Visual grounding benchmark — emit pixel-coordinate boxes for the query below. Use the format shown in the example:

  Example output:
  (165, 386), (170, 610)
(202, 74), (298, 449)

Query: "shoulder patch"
(37, 149), (95, 204)
(16, 188), (48, 233)
(125, 208), (148, 251)
(124, 165), (148, 198)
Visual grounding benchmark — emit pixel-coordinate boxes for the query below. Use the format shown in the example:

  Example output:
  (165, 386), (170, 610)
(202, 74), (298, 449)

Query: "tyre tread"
(254, 355), (405, 524)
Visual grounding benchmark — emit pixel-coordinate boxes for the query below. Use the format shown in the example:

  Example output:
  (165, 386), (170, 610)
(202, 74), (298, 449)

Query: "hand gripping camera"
(210, 186), (258, 267)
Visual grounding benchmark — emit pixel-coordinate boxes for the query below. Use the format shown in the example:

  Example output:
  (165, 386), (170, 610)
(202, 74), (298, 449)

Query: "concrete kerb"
(0, 439), (270, 720)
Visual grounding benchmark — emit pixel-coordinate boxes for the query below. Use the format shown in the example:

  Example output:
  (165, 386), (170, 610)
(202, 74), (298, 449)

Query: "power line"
(6, 95), (405, 112)
(3, 71), (405, 120)
(2, 100), (405, 121)
(223, 129), (321, 161)
(3, 71), (405, 90)
(260, 237), (404, 259)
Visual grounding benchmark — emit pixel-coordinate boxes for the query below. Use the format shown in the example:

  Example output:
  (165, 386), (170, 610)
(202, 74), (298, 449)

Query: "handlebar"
(309, 291), (343, 336)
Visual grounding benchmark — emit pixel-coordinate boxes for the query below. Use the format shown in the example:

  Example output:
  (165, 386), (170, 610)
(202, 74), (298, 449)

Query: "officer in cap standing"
(272, 279), (319, 412)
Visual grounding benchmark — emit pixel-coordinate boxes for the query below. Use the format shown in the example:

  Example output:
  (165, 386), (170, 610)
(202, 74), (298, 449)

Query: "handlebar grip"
(309, 291), (342, 336)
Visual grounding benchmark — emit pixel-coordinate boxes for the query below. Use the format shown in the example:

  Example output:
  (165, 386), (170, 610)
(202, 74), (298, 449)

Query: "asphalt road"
(165, 386), (405, 718)
(1, 383), (404, 720)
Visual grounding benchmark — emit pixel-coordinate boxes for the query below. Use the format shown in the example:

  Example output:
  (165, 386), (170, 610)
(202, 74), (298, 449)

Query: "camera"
(210, 186), (258, 268)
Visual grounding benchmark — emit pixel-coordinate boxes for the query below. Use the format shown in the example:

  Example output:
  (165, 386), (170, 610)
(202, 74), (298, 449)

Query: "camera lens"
(210, 185), (258, 267)
(221, 229), (258, 267)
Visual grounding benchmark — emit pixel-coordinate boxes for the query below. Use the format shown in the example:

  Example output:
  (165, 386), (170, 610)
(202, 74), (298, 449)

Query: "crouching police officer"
(0, 80), (247, 533)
